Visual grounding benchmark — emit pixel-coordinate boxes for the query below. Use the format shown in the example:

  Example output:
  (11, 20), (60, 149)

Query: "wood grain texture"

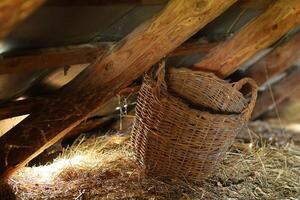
(252, 67), (300, 119)
(45, 0), (168, 6)
(0, 43), (113, 74)
(0, 99), (43, 120)
(46, 0), (272, 9)
(0, 97), (116, 140)
(0, 0), (44, 39)
(0, 41), (217, 74)
(243, 31), (300, 86)
(239, 0), (274, 9)
(193, 0), (300, 78)
(0, 0), (237, 178)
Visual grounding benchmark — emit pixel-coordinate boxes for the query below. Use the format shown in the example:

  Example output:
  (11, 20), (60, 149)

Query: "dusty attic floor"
(2, 122), (300, 200)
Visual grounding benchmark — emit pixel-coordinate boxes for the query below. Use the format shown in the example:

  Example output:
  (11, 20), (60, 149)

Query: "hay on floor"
(7, 132), (300, 200)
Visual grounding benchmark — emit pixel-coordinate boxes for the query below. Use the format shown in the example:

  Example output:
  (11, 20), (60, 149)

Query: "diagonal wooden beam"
(45, 0), (168, 6)
(0, 0), (237, 178)
(45, 0), (273, 9)
(192, 0), (300, 78)
(239, 0), (275, 9)
(0, 0), (44, 39)
(243, 31), (300, 86)
(0, 43), (113, 74)
(252, 67), (300, 119)
(0, 99), (43, 120)
(0, 41), (217, 74)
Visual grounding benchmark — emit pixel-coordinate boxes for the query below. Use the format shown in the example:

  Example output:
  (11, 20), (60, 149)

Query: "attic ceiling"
(0, 2), (265, 100)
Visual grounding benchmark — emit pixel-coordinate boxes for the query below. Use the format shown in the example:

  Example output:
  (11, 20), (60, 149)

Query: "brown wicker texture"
(167, 68), (248, 113)
(131, 65), (258, 181)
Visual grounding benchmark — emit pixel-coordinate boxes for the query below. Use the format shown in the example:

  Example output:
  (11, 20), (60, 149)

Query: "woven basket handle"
(232, 78), (258, 120)
(154, 60), (167, 89)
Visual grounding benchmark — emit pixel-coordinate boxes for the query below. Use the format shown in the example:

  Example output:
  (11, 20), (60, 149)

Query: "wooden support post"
(244, 31), (300, 86)
(252, 67), (300, 119)
(0, 41), (217, 74)
(0, 0), (44, 39)
(0, 0), (237, 178)
(192, 0), (300, 78)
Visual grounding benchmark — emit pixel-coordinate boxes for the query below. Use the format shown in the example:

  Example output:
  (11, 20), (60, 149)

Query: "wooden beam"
(45, 0), (273, 9)
(0, 0), (44, 39)
(252, 67), (300, 119)
(0, 97), (117, 140)
(0, 0), (237, 178)
(192, 0), (300, 78)
(170, 41), (217, 57)
(0, 85), (140, 120)
(45, 0), (168, 6)
(64, 115), (117, 141)
(0, 43), (114, 74)
(243, 31), (300, 86)
(239, 0), (275, 9)
(0, 99), (43, 120)
(0, 41), (217, 74)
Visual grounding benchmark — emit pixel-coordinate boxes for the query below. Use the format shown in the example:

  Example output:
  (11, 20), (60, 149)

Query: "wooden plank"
(0, 0), (237, 178)
(244, 31), (300, 86)
(0, 97), (116, 140)
(0, 43), (114, 74)
(45, 0), (168, 6)
(252, 67), (300, 119)
(0, 0), (44, 39)
(170, 41), (217, 57)
(0, 41), (217, 74)
(64, 115), (117, 142)
(192, 0), (300, 78)
(239, 0), (275, 9)
(0, 99), (43, 120)
(46, 0), (273, 9)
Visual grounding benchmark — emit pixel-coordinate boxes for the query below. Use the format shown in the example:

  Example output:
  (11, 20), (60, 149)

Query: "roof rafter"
(0, 0), (45, 39)
(243, 31), (300, 86)
(0, 41), (217, 74)
(193, 0), (300, 78)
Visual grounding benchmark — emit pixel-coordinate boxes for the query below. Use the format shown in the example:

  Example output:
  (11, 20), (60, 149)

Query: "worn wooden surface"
(239, 0), (274, 9)
(193, 0), (300, 78)
(244, 31), (300, 86)
(45, 0), (168, 6)
(252, 67), (300, 119)
(0, 99), (43, 120)
(45, 0), (272, 9)
(0, 43), (113, 74)
(0, 0), (237, 178)
(0, 41), (217, 74)
(0, 0), (44, 39)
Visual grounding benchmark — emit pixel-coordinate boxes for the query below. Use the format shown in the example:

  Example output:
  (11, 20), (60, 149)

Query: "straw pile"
(4, 129), (300, 200)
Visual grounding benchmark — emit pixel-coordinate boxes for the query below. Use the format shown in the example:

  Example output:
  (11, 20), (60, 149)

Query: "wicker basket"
(167, 68), (248, 113)
(131, 64), (258, 181)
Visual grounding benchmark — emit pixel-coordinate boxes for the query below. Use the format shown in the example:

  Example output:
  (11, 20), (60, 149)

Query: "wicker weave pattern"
(167, 68), (248, 113)
(131, 66), (257, 181)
